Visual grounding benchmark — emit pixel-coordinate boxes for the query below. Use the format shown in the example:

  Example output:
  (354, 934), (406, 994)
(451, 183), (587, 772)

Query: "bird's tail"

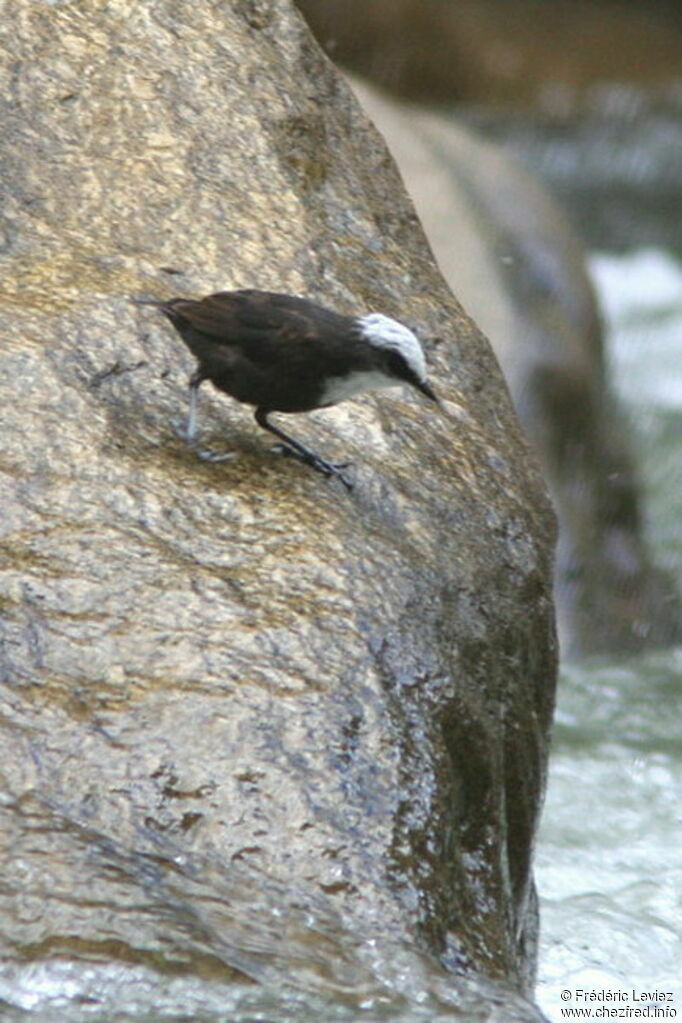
(131, 296), (190, 323)
(130, 296), (169, 308)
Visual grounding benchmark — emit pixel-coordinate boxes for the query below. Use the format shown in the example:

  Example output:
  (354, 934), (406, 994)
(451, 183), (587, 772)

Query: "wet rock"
(351, 80), (681, 657)
(0, 2), (555, 1019)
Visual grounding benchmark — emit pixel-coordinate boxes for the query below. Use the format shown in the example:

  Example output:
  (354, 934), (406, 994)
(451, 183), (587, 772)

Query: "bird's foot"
(172, 420), (237, 463)
(172, 419), (195, 445)
(196, 448), (238, 463)
(271, 444), (354, 490)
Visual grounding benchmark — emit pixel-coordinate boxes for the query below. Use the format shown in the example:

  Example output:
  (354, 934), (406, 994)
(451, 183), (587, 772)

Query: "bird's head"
(358, 313), (439, 403)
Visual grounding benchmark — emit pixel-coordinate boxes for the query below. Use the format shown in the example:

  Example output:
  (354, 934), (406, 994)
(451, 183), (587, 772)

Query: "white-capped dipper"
(137, 289), (439, 489)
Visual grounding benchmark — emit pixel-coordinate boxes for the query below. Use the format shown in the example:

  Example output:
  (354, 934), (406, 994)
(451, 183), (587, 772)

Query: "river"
(537, 248), (682, 1020)
(475, 89), (682, 1018)
(465, 86), (682, 1016)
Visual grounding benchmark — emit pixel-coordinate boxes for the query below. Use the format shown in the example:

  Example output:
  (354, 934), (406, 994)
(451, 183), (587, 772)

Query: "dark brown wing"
(164, 290), (352, 362)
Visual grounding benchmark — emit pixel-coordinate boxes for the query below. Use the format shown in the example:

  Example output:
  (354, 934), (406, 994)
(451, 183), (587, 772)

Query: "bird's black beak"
(416, 379), (441, 405)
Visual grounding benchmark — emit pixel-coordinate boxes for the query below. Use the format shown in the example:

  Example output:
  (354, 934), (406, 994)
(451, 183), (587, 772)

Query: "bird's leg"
(173, 371), (204, 443)
(255, 409), (353, 490)
(185, 371), (202, 443)
(178, 372), (236, 463)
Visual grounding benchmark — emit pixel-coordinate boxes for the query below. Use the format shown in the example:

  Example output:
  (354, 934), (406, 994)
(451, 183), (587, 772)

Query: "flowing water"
(536, 250), (682, 1021)
(465, 87), (682, 1017)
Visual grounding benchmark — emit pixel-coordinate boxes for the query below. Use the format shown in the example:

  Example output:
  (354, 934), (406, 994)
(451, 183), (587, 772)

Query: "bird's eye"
(384, 349), (411, 381)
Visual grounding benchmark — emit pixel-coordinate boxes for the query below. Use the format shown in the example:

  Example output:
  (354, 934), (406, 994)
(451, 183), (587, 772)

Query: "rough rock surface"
(0, 2), (555, 1019)
(351, 80), (681, 658)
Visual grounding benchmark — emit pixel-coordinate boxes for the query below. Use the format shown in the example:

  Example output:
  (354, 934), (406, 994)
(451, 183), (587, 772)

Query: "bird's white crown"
(358, 313), (427, 382)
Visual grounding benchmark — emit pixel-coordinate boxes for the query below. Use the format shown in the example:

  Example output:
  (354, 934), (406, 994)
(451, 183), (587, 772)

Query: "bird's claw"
(313, 458), (354, 490)
(173, 420), (236, 463)
(196, 448), (238, 463)
(271, 444), (354, 490)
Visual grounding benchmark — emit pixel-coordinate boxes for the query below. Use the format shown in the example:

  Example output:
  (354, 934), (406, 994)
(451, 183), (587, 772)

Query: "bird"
(135, 289), (439, 489)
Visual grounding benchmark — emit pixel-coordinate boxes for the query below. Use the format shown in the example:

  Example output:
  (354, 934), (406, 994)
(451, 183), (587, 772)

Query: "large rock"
(351, 80), (681, 657)
(0, 2), (555, 1019)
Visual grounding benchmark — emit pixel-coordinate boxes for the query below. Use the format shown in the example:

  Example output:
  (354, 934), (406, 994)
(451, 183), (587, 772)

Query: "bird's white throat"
(320, 369), (402, 406)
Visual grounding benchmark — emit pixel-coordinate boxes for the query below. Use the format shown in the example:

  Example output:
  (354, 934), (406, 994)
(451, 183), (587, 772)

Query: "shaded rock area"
(350, 81), (682, 658)
(295, 0), (682, 108)
(0, 2), (555, 1020)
